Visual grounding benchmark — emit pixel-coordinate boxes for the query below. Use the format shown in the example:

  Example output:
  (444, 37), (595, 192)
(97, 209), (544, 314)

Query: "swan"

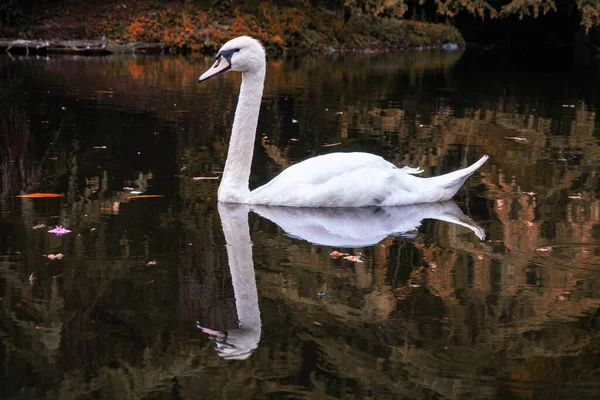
(199, 36), (489, 207)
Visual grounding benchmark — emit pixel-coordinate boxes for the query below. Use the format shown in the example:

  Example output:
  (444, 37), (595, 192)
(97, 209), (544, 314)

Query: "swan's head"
(199, 36), (266, 83)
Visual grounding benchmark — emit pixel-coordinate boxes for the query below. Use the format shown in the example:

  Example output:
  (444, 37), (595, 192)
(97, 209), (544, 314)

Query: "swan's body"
(250, 152), (488, 207)
(200, 36), (488, 207)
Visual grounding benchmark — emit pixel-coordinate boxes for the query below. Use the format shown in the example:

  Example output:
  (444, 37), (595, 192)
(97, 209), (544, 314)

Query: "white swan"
(199, 36), (489, 207)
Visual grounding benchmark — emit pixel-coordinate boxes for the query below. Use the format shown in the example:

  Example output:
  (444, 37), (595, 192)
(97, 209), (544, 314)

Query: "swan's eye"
(234, 48), (240, 52)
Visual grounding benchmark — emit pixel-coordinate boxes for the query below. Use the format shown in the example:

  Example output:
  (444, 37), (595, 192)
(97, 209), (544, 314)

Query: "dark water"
(0, 48), (599, 399)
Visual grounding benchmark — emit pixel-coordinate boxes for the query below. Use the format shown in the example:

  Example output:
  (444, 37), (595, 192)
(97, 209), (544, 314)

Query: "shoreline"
(0, 36), (463, 57)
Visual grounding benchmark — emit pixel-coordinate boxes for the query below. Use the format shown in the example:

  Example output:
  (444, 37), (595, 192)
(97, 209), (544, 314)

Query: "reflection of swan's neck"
(218, 68), (265, 203)
(218, 203), (261, 360)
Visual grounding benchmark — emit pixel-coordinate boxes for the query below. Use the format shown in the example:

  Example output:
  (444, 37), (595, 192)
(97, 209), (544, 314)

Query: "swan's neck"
(218, 68), (265, 203)
(219, 203), (261, 335)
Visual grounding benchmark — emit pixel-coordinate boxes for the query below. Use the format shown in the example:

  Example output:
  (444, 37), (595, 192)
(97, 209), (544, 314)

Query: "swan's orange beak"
(199, 55), (231, 83)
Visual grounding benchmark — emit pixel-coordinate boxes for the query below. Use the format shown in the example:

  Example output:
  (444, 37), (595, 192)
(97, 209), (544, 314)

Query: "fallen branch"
(0, 38), (165, 55)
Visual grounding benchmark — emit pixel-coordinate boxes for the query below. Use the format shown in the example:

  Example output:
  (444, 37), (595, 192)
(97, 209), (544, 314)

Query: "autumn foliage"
(122, 2), (463, 52)
(125, 4), (315, 52)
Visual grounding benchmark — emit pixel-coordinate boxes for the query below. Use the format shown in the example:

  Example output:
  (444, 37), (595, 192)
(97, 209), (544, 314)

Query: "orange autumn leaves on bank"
(121, 2), (465, 53)
(126, 4), (289, 52)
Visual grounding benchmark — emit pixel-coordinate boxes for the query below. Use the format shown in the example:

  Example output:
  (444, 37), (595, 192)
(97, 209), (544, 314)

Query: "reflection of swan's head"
(199, 36), (266, 82)
(197, 323), (260, 361)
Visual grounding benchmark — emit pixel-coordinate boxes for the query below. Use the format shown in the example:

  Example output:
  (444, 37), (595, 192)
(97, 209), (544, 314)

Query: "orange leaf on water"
(16, 193), (62, 198)
(330, 250), (348, 259)
(313, 321), (323, 327)
(46, 253), (64, 260)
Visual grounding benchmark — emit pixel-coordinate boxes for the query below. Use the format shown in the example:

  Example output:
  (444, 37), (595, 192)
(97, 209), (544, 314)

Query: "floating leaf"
(330, 250), (348, 259)
(192, 176), (220, 180)
(313, 321), (323, 327)
(343, 255), (363, 263)
(322, 142), (341, 147)
(125, 195), (164, 199)
(536, 246), (553, 253)
(45, 253), (64, 260)
(16, 193), (62, 198)
(147, 260), (158, 266)
(32, 224), (46, 230)
(48, 226), (72, 236)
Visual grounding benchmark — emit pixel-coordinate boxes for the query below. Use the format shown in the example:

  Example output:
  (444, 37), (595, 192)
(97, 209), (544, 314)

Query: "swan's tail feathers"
(427, 155), (489, 200)
(398, 165), (424, 175)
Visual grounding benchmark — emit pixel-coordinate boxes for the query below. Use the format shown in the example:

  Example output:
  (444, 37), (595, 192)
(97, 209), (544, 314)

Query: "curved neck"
(218, 68), (265, 203)
(218, 203), (261, 358)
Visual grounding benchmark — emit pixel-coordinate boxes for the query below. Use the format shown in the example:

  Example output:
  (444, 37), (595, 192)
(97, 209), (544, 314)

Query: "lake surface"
(0, 47), (599, 399)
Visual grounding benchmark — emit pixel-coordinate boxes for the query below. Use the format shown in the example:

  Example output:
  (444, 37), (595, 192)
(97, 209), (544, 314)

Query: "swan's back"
(252, 152), (422, 192)
(263, 152), (394, 185)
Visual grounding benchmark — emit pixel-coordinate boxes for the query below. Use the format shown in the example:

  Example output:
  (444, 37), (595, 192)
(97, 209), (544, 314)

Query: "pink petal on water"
(47, 226), (72, 236)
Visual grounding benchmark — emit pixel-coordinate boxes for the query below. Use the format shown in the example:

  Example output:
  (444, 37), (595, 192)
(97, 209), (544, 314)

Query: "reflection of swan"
(251, 202), (485, 247)
(198, 36), (489, 207)
(200, 201), (482, 358)
(197, 203), (261, 360)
